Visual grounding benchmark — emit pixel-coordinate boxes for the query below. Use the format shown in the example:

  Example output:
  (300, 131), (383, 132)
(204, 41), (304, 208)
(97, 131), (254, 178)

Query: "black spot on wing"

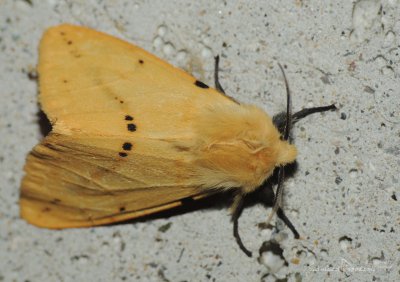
(125, 115), (134, 121)
(194, 80), (209, 89)
(119, 206), (126, 212)
(119, 152), (128, 157)
(114, 97), (124, 104)
(139, 59), (144, 64)
(127, 124), (136, 132)
(62, 34), (81, 58)
(122, 142), (132, 151)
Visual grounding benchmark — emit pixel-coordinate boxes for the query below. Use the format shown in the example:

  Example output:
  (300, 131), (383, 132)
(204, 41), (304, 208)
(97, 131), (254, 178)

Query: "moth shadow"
(37, 110), (52, 136)
(246, 161), (298, 209)
(117, 192), (233, 226)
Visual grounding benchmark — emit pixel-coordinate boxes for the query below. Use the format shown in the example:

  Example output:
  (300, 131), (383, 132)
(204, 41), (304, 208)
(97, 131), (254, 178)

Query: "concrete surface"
(0, 0), (399, 281)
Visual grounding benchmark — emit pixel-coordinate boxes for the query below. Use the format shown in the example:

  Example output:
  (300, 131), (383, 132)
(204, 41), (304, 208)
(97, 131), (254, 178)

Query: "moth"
(20, 24), (336, 257)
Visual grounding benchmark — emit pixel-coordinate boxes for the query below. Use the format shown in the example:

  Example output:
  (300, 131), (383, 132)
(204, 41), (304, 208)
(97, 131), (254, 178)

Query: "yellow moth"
(20, 24), (336, 257)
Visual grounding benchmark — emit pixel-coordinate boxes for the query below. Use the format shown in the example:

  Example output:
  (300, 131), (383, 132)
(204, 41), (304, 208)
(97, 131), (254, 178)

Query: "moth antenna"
(267, 64), (292, 224)
(291, 104), (337, 124)
(231, 193), (252, 257)
(272, 104), (337, 135)
(277, 207), (300, 239)
(277, 63), (292, 141)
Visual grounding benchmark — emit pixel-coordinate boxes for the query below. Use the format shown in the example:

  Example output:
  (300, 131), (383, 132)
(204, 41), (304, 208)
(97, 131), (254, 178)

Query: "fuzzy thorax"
(193, 103), (297, 194)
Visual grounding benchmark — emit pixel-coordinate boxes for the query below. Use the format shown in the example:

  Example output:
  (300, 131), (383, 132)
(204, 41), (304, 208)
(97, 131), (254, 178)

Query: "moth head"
(249, 123), (297, 184)
(232, 63), (336, 257)
(275, 139), (297, 166)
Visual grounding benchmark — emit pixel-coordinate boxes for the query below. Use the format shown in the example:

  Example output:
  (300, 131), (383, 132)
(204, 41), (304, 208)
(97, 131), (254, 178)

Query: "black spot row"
(194, 80), (209, 89)
(119, 142), (133, 158)
(124, 114), (136, 132)
(119, 115), (136, 157)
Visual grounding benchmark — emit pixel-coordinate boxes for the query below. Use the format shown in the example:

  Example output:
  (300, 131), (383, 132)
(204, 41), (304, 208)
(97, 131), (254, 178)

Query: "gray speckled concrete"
(1, 0), (399, 281)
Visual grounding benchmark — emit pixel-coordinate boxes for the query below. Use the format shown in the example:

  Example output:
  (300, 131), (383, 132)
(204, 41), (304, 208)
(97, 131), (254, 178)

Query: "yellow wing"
(21, 134), (208, 228)
(20, 24), (235, 228)
(38, 24), (234, 137)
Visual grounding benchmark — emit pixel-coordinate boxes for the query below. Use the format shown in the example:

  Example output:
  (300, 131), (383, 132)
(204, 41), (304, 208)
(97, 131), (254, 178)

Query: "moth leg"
(214, 55), (226, 94)
(277, 207), (300, 239)
(260, 178), (300, 239)
(231, 193), (252, 257)
(272, 104), (337, 135)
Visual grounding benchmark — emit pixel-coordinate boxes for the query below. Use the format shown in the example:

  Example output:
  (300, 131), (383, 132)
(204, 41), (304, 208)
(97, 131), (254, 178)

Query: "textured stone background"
(0, 0), (398, 281)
